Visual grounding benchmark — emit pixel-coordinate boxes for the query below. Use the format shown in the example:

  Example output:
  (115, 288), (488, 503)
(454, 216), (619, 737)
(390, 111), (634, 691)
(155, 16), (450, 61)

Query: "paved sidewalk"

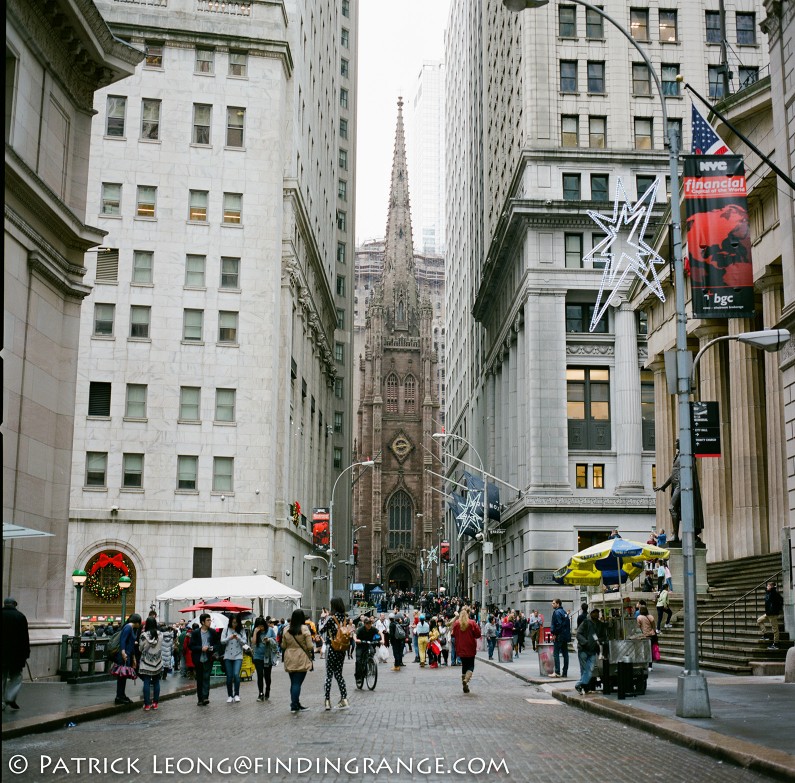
(477, 648), (795, 781)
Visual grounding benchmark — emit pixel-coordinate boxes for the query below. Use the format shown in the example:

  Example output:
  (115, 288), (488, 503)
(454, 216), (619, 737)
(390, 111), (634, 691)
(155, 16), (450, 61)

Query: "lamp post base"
(676, 672), (711, 718)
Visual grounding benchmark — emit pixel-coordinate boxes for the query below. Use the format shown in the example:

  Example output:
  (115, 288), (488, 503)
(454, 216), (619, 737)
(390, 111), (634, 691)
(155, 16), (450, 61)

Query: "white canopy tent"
(157, 574), (302, 603)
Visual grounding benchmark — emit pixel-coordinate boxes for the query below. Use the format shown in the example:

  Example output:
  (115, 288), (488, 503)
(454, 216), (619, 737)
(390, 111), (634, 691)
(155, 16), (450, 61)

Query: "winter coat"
(764, 588), (784, 616)
(551, 607), (571, 642)
(115, 622), (138, 666)
(282, 625), (314, 673)
(450, 618), (481, 658)
(160, 629), (174, 671)
(1, 606), (30, 672)
(138, 631), (163, 675)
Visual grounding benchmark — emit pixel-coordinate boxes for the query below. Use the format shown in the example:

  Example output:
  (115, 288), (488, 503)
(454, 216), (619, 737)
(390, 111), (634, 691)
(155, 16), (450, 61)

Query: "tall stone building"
(354, 100), (443, 591)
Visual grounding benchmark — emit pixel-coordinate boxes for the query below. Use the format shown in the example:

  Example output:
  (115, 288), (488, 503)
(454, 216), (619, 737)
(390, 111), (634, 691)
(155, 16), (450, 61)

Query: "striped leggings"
(324, 648), (348, 700)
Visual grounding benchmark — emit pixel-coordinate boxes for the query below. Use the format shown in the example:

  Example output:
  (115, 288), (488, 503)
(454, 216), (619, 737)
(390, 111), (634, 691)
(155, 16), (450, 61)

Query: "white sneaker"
(234, 695), (241, 702)
(227, 697), (234, 703)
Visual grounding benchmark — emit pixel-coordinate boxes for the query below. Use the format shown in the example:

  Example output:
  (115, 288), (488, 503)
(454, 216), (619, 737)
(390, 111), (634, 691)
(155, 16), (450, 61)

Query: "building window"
(220, 257), (240, 289)
(659, 10), (678, 42)
(587, 61), (605, 93)
(180, 386), (200, 421)
(336, 308), (345, 329)
(636, 174), (657, 198)
(661, 64), (680, 96)
(144, 41), (163, 68)
(708, 65), (726, 99)
(563, 173), (581, 200)
(129, 305), (150, 339)
(85, 452), (107, 487)
(136, 185), (156, 218)
(564, 233), (583, 269)
(222, 193), (242, 224)
(178, 455), (198, 490)
(101, 183), (121, 215)
(567, 367), (611, 449)
(339, 148), (348, 170)
(561, 115), (579, 146)
(338, 180), (347, 201)
(339, 118), (348, 139)
(405, 375), (416, 413)
(630, 8), (649, 40)
(632, 63), (651, 96)
(334, 378), (344, 399)
(125, 383), (147, 419)
(192, 546), (212, 577)
(226, 107), (245, 147)
(336, 276), (346, 296)
(337, 242), (346, 264)
(185, 255), (206, 287)
(140, 99), (160, 140)
(387, 490), (413, 549)
(341, 58), (349, 78)
(218, 311), (238, 343)
(215, 388), (236, 422)
(592, 464), (605, 489)
(385, 373), (398, 413)
(213, 457), (233, 491)
(559, 5), (577, 36)
(183, 309), (203, 342)
(337, 211), (347, 231)
(641, 369), (655, 450)
(560, 60), (577, 92)
(705, 11), (721, 43)
(192, 104), (212, 145)
(340, 88), (349, 109)
(342, 0), (349, 16)
(105, 96), (126, 137)
(195, 46), (214, 74)
(634, 117), (653, 149)
(228, 50), (247, 77)
(334, 342), (344, 363)
(333, 447), (343, 469)
(586, 7), (604, 38)
(566, 303), (608, 333)
(94, 303), (115, 336)
(131, 250), (153, 284)
(96, 249), (119, 282)
(88, 381), (111, 417)
(576, 463), (587, 488)
(341, 27), (350, 48)
(588, 116), (606, 148)
(590, 173), (609, 201)
(334, 411), (344, 434)
(736, 12), (756, 44)
(188, 190), (208, 222)
(123, 453), (144, 488)
(637, 310), (649, 336)
(738, 66), (759, 88)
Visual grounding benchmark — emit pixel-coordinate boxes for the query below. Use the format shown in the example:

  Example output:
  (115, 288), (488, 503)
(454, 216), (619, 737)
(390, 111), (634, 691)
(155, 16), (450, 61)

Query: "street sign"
(691, 401), (721, 458)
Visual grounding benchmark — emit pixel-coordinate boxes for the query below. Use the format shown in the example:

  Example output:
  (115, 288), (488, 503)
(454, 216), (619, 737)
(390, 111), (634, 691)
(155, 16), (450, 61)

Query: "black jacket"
(188, 626), (220, 662)
(2, 606), (30, 671)
(764, 588), (784, 616)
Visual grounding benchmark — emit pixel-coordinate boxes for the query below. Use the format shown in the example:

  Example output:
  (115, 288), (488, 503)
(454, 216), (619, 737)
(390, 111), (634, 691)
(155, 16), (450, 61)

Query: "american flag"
(691, 103), (732, 155)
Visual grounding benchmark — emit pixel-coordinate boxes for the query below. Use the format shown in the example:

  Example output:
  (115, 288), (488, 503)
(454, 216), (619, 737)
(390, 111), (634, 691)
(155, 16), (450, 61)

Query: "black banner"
(691, 401), (721, 458)
(683, 155), (754, 319)
(312, 507), (330, 550)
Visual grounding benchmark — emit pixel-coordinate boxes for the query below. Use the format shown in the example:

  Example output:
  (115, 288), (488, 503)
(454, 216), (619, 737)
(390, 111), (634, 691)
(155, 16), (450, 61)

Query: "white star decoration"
(456, 491), (484, 539)
(427, 546), (439, 564)
(584, 177), (667, 332)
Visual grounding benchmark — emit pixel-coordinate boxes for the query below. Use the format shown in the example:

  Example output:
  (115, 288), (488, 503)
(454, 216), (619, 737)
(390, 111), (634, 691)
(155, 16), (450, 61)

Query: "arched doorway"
(387, 563), (414, 590)
(81, 549), (137, 625)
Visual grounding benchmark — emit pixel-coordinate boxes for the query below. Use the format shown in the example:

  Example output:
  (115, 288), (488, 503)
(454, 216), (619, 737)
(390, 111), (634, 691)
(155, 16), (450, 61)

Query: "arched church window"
(385, 373), (398, 413)
(404, 375), (416, 414)
(397, 299), (405, 322)
(399, 228), (403, 238)
(387, 490), (413, 549)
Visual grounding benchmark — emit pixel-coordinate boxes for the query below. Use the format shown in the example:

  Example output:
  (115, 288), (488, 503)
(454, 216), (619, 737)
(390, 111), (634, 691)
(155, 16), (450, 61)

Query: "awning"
(156, 574), (302, 602)
(3, 522), (56, 540)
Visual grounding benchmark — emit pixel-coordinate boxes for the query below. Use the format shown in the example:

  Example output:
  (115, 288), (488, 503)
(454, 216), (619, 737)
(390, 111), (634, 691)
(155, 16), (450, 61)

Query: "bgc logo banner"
(683, 155), (755, 319)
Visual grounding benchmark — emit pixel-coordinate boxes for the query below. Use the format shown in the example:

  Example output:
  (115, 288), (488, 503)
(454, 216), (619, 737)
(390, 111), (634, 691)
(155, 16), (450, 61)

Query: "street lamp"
(433, 432), (489, 617)
(329, 460), (375, 604)
(304, 554), (329, 624)
(504, 0), (709, 718)
(118, 575), (132, 623)
(72, 569), (87, 637)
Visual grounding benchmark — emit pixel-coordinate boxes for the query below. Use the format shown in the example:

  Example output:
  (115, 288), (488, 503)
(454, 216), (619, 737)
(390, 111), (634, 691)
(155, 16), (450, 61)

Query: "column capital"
(693, 324), (728, 341)
(756, 272), (784, 294)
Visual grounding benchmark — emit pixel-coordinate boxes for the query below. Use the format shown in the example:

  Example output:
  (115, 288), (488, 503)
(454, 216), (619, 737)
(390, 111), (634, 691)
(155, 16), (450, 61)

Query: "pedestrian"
(111, 612), (141, 705)
(251, 617), (277, 701)
(576, 602), (589, 628)
(575, 608), (602, 694)
(415, 613), (431, 667)
(656, 561), (666, 591)
(1, 598), (30, 711)
(450, 608), (481, 694)
(664, 563), (673, 592)
(182, 623), (197, 679)
(437, 616), (450, 666)
(322, 596), (350, 711)
(483, 615), (498, 660)
(636, 605), (658, 668)
(656, 586), (673, 630)
(389, 613), (406, 671)
(757, 581), (785, 650)
(549, 599), (570, 678)
(222, 614), (247, 703)
(515, 611), (527, 654)
(282, 608), (314, 714)
(159, 624), (174, 680)
(189, 613), (219, 706)
(657, 529), (667, 548)
(528, 609), (542, 652)
(427, 617), (440, 668)
(138, 617), (163, 710)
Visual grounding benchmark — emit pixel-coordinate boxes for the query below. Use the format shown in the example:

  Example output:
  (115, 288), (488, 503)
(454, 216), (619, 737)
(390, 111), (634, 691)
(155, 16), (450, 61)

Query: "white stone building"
(66, 0), (358, 622)
(444, 0), (769, 610)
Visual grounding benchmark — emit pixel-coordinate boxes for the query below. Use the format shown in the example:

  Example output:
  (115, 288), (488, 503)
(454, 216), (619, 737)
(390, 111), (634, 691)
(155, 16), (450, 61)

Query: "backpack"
(392, 622), (406, 642)
(106, 629), (123, 660)
(330, 618), (352, 652)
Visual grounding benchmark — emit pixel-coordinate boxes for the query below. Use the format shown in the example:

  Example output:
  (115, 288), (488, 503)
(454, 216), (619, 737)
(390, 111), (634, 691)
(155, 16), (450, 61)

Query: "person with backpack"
(138, 617), (163, 710)
(322, 597), (350, 711)
(549, 599), (570, 678)
(111, 613), (141, 705)
(389, 613), (406, 671)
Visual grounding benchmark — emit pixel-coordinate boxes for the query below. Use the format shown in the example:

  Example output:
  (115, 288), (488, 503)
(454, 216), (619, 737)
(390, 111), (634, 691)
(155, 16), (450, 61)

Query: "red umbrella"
(179, 599), (252, 613)
(179, 602), (212, 613)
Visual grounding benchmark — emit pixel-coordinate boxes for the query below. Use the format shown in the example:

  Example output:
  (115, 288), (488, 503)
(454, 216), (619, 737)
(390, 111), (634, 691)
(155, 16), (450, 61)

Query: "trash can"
(617, 660), (635, 700)
(537, 643), (555, 676)
(497, 638), (514, 662)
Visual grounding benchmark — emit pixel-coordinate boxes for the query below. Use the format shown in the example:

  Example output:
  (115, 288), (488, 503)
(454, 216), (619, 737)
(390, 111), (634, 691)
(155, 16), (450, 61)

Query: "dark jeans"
(194, 658), (212, 702)
(460, 656), (475, 676)
(657, 606), (672, 627)
(392, 640), (404, 667)
(553, 638), (569, 676)
(487, 637), (497, 659)
(141, 674), (161, 706)
(253, 660), (272, 696)
(115, 676), (128, 699)
(289, 671), (306, 710)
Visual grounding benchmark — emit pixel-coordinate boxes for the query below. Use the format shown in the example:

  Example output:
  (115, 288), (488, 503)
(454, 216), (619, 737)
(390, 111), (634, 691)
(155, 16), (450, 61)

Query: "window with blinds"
(96, 249), (119, 282)
(88, 381), (111, 417)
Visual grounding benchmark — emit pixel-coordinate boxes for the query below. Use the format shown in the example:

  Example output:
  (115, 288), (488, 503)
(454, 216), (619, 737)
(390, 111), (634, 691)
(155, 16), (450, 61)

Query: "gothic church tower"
(355, 99), (442, 591)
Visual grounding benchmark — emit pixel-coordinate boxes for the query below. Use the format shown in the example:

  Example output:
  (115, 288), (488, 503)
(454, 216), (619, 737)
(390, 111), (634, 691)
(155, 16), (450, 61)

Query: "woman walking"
(282, 609), (314, 715)
(322, 597), (350, 710)
(450, 608), (481, 694)
(138, 617), (163, 710)
(111, 613), (141, 705)
(483, 615), (498, 660)
(656, 586), (673, 630)
(251, 617), (277, 701)
(636, 605), (659, 669)
(222, 614), (247, 703)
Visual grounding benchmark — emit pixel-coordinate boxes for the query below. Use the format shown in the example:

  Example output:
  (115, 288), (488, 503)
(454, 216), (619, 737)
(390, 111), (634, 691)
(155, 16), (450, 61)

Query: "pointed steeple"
(379, 97), (419, 331)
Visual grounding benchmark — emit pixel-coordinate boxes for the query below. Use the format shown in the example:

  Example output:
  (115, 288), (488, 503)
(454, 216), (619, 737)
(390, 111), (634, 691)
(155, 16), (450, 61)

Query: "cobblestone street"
(2, 661), (774, 782)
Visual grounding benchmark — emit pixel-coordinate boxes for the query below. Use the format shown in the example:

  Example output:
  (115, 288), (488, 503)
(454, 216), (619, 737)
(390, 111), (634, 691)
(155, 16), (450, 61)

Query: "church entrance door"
(387, 564), (413, 591)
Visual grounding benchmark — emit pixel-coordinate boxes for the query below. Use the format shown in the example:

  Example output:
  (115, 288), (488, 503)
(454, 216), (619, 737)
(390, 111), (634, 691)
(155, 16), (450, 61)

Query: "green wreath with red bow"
(84, 552), (133, 601)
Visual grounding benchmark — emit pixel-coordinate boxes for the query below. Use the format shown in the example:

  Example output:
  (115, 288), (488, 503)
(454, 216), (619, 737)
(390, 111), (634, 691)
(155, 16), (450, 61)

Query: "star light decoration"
(585, 177), (666, 332)
(455, 491), (484, 540)
(427, 546), (439, 564)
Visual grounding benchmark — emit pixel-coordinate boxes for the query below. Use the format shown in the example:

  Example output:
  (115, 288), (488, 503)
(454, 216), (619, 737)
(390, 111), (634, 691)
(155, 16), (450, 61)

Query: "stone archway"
(387, 563), (414, 590)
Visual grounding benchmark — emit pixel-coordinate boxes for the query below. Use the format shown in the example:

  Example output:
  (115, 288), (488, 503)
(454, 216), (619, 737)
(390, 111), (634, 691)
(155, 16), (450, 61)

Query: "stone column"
(652, 357), (675, 536)
(516, 309), (528, 488)
(501, 352), (510, 482)
(694, 324), (733, 561)
(486, 367), (496, 475)
(728, 318), (769, 557)
(614, 303), (644, 494)
(508, 331), (519, 488)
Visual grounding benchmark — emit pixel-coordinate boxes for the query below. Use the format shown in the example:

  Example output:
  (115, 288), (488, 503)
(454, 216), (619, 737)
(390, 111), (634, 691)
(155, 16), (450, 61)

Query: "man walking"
(757, 581), (785, 650)
(575, 608), (602, 694)
(189, 613), (219, 705)
(2, 598), (30, 711)
(549, 599), (570, 678)
(528, 610), (542, 652)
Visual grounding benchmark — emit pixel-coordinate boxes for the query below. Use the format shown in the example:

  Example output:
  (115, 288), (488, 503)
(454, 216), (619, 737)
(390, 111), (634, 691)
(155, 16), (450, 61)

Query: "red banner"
(312, 507), (330, 550)
(440, 540), (450, 562)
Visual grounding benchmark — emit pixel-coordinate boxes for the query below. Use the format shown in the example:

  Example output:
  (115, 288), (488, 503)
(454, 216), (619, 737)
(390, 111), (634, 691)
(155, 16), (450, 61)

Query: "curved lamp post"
(304, 554), (329, 623)
(118, 575), (132, 623)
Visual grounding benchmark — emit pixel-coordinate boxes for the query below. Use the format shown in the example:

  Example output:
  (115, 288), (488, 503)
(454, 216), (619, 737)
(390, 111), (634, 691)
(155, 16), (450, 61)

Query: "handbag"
(651, 641), (661, 662)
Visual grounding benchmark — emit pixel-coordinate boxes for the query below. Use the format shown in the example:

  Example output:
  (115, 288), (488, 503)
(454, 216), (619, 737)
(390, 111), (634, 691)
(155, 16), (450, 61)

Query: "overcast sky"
(354, 0), (451, 245)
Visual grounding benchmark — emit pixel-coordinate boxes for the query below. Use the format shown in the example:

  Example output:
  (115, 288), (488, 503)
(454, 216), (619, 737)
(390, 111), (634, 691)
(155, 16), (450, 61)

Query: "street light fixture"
(118, 575), (132, 623)
(71, 569), (87, 637)
(504, 0), (709, 718)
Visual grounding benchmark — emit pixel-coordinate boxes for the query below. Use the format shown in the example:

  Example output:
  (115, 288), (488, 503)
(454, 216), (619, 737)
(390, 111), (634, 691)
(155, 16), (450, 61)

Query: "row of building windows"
(384, 373), (416, 414)
(95, 251), (241, 289)
(106, 98), (246, 147)
(139, 42), (250, 77)
(100, 183), (243, 224)
(561, 114), (682, 151)
(93, 304), (239, 344)
(561, 172), (663, 201)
